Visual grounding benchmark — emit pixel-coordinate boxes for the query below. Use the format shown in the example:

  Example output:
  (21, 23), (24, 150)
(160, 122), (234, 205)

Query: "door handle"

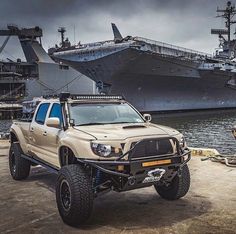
(43, 131), (47, 136)
(30, 127), (34, 132)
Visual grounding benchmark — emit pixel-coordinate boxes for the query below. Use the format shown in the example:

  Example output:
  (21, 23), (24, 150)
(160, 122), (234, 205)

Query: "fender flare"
(10, 127), (28, 154)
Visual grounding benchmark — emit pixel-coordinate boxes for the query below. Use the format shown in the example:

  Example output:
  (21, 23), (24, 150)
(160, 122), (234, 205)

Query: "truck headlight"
(91, 143), (122, 157)
(91, 143), (111, 157)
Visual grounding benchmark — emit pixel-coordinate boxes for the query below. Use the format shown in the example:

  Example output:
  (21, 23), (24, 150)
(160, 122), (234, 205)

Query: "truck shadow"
(26, 166), (57, 192)
(89, 190), (211, 230)
(26, 166), (211, 231)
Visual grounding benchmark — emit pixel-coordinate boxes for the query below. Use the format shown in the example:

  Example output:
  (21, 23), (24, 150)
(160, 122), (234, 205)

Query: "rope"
(53, 73), (84, 93)
(35, 73), (84, 94)
(201, 155), (236, 167)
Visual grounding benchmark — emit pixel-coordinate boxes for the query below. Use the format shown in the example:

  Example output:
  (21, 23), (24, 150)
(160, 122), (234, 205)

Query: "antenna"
(58, 27), (66, 47)
(211, 1), (236, 56)
(73, 25), (76, 44)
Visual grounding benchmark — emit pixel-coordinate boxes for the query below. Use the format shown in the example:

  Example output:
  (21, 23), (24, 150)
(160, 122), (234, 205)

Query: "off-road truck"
(9, 93), (191, 227)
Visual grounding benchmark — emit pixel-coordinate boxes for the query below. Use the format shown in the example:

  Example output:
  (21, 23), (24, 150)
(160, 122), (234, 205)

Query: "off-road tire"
(9, 143), (31, 180)
(154, 164), (190, 200)
(56, 164), (93, 227)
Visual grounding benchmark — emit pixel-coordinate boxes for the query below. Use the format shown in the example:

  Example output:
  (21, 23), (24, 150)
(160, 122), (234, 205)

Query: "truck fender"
(10, 126), (28, 154)
(58, 142), (77, 158)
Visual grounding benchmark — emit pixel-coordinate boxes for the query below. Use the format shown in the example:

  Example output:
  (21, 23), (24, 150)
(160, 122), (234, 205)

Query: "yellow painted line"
(142, 159), (171, 167)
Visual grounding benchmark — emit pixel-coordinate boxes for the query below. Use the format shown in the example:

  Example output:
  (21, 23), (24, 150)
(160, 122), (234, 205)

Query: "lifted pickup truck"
(9, 93), (191, 227)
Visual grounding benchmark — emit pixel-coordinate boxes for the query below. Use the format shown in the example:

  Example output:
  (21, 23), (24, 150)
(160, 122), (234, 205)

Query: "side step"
(21, 153), (59, 174)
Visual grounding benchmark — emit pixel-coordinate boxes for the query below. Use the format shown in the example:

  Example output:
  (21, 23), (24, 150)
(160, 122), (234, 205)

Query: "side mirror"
(46, 117), (60, 128)
(143, 113), (152, 122)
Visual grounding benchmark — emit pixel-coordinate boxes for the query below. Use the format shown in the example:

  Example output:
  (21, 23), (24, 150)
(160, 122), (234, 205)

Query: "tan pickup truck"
(9, 93), (191, 227)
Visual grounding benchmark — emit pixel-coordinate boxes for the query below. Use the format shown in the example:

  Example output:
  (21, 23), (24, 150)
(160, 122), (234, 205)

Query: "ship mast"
(58, 27), (66, 47)
(211, 1), (236, 57)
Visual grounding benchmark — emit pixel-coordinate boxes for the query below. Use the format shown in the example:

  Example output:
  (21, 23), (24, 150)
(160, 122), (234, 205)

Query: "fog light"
(114, 147), (120, 154)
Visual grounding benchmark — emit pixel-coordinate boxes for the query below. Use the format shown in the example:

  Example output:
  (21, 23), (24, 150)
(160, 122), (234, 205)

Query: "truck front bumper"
(77, 147), (191, 192)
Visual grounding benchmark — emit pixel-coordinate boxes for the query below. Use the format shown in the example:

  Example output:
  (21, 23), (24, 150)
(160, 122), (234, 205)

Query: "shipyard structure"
(0, 26), (95, 119)
(50, 1), (236, 112)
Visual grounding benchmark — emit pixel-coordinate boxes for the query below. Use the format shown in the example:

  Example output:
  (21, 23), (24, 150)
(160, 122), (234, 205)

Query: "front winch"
(142, 168), (166, 184)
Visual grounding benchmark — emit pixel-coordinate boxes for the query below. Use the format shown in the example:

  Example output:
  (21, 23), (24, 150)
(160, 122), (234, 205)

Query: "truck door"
(29, 102), (51, 163)
(42, 103), (63, 167)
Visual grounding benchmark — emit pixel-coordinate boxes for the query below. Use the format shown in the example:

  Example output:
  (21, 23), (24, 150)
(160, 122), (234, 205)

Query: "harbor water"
(1, 110), (236, 154)
(153, 110), (236, 154)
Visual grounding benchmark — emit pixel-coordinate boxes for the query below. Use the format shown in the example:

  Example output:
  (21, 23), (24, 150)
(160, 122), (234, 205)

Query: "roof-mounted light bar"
(43, 92), (125, 102)
(70, 94), (124, 100)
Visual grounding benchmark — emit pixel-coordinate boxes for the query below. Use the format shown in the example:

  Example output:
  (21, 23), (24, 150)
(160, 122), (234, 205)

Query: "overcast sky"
(0, 0), (232, 61)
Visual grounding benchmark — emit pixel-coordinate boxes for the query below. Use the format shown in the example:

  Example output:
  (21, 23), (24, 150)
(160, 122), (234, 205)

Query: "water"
(152, 110), (236, 154)
(1, 110), (236, 154)
(0, 120), (12, 133)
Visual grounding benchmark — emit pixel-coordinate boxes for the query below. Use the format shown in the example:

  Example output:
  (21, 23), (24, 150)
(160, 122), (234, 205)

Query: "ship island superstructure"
(50, 1), (236, 112)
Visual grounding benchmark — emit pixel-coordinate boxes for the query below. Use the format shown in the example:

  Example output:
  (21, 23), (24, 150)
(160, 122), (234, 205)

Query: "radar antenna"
(58, 27), (66, 47)
(211, 1), (236, 56)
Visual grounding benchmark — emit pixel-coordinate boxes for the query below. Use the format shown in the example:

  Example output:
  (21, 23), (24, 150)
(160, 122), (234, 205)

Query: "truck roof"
(22, 93), (125, 113)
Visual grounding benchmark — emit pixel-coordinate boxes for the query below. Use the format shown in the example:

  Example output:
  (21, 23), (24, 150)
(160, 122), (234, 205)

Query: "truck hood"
(74, 123), (180, 140)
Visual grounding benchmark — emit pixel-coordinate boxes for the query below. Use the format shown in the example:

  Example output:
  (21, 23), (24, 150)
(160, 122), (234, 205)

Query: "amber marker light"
(142, 159), (171, 167)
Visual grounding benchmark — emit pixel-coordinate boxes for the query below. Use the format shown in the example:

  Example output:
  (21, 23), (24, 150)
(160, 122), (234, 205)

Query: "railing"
(134, 37), (212, 58)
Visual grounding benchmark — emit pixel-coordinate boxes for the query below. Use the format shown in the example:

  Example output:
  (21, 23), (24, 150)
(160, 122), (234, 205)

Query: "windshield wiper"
(109, 121), (144, 124)
(76, 122), (106, 126)
(109, 121), (133, 124)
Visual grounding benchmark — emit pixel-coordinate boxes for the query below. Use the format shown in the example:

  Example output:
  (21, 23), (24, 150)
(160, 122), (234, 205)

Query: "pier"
(0, 143), (235, 233)
(0, 102), (22, 120)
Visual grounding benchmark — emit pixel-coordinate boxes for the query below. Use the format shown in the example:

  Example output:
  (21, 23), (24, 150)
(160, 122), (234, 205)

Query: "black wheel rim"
(11, 151), (16, 174)
(60, 179), (71, 211)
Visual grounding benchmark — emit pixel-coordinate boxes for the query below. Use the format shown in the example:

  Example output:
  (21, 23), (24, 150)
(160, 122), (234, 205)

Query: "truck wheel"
(154, 164), (190, 200)
(56, 164), (93, 226)
(9, 143), (31, 180)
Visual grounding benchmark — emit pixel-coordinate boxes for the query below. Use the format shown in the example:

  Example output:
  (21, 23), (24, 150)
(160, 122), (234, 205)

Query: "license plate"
(142, 168), (166, 183)
(142, 159), (171, 167)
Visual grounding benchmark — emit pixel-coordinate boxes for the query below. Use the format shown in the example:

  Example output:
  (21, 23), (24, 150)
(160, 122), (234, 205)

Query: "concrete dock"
(0, 144), (235, 234)
(0, 140), (10, 156)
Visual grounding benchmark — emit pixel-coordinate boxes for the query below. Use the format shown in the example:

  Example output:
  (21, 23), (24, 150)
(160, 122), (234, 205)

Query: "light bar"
(70, 95), (124, 100)
(43, 93), (125, 101)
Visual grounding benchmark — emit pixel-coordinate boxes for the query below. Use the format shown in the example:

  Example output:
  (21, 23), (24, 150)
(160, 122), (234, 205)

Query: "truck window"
(49, 103), (63, 125)
(35, 103), (50, 125)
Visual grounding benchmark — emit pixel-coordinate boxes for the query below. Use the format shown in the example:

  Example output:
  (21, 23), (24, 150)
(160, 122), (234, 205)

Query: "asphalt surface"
(0, 144), (236, 234)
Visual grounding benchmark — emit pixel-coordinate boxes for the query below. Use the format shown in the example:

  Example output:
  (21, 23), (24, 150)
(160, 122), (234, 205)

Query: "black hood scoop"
(123, 125), (146, 129)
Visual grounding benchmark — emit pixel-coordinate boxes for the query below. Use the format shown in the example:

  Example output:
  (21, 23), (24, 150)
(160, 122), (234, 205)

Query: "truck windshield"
(69, 103), (144, 126)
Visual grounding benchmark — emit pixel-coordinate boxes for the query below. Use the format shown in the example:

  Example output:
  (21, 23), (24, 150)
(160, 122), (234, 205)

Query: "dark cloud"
(0, 0), (231, 60)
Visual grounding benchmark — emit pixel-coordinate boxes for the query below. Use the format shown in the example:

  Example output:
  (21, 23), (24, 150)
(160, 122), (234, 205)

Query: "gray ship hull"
(56, 47), (236, 112)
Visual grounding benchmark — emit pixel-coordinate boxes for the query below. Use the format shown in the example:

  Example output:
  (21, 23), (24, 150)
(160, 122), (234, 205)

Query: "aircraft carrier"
(50, 1), (236, 112)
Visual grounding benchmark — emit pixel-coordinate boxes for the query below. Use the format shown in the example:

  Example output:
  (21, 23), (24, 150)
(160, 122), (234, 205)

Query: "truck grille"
(130, 138), (174, 159)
